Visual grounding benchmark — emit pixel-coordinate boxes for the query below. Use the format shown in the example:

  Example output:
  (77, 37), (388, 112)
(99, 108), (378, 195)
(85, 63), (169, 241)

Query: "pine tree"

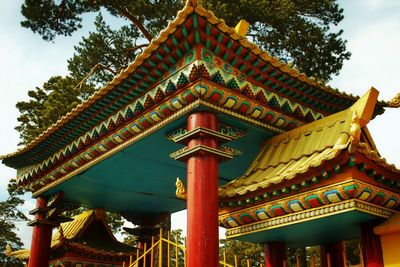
(21, 0), (350, 81)
(0, 179), (28, 264)
(15, 76), (95, 145)
(68, 13), (143, 85)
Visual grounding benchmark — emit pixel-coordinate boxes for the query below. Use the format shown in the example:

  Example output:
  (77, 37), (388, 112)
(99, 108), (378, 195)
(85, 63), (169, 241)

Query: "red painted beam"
(186, 111), (219, 267)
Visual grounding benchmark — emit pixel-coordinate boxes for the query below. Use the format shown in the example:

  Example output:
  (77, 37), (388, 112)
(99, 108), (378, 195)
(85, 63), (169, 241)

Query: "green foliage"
(68, 14), (142, 85)
(0, 179), (28, 264)
(345, 239), (361, 265)
(219, 239), (264, 266)
(123, 229), (185, 265)
(21, 0), (350, 81)
(15, 76), (95, 145)
(166, 229), (185, 266)
(21, 0), (182, 41)
(200, 0), (350, 81)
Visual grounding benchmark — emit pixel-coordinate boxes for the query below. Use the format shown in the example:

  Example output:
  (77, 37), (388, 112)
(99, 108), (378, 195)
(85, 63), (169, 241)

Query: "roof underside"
(40, 111), (276, 214)
(2, 3), (388, 169)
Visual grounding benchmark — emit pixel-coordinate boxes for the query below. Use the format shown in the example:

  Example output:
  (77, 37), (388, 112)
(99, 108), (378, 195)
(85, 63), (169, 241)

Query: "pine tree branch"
(118, 8), (153, 42)
(125, 44), (148, 64)
(56, 0), (68, 19)
(75, 63), (116, 90)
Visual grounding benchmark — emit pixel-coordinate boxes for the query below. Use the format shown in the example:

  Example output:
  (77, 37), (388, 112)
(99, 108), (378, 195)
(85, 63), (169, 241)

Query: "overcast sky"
(1, 0), (399, 247)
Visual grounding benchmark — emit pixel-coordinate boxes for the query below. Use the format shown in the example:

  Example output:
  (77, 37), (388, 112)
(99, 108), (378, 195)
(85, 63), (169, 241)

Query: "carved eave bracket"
(166, 123), (246, 144)
(167, 123), (245, 162)
(28, 191), (72, 227)
(348, 111), (361, 153)
(175, 177), (187, 200)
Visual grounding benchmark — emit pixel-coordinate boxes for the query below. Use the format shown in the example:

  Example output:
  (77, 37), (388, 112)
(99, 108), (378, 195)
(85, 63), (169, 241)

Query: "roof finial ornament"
(388, 91), (400, 108)
(58, 225), (65, 242)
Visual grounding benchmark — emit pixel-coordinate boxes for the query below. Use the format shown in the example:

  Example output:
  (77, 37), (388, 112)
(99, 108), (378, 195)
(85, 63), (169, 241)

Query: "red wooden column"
(320, 241), (345, 267)
(186, 111), (219, 267)
(264, 241), (286, 267)
(28, 197), (53, 267)
(361, 223), (384, 267)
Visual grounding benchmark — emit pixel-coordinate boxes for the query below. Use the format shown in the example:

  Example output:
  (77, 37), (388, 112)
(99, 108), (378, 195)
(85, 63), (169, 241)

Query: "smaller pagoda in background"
(6, 209), (134, 267)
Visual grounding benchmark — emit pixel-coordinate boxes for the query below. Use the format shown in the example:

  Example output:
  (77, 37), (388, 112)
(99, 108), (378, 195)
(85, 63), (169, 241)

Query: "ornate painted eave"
(2, 2), (394, 170)
(218, 89), (400, 200)
(217, 89), (400, 243)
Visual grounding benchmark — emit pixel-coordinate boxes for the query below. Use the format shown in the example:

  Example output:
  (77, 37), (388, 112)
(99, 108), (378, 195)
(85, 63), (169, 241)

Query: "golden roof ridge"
(218, 89), (384, 198)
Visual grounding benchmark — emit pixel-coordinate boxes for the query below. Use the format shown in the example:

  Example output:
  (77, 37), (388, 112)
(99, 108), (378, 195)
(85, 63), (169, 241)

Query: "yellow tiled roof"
(51, 209), (117, 248)
(219, 88), (399, 198)
(219, 110), (351, 198)
(6, 209), (130, 260)
(4, 245), (30, 260)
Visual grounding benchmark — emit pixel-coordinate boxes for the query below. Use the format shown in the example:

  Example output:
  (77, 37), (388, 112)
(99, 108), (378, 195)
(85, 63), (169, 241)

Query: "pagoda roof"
(2, 1), (397, 169)
(6, 209), (133, 261)
(51, 209), (132, 253)
(219, 88), (400, 199)
(4, 245), (30, 260)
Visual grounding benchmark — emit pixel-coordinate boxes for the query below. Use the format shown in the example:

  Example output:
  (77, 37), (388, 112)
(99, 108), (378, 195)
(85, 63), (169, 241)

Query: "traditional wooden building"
(218, 89), (400, 266)
(2, 0), (399, 266)
(5, 209), (133, 267)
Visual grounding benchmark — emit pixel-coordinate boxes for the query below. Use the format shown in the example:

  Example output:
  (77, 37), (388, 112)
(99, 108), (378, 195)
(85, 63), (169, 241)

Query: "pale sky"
(0, 0), (399, 247)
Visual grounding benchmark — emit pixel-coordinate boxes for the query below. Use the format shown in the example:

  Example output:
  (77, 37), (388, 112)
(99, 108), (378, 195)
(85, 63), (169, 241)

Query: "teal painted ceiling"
(44, 110), (276, 214)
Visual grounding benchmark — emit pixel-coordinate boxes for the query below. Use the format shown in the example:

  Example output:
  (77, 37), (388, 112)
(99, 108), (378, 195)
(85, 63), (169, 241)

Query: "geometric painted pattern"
(224, 199), (395, 238)
(22, 72), (306, 191)
(220, 155), (400, 208)
(199, 48), (324, 122)
(18, 49), (327, 191)
(219, 180), (400, 230)
(4, 3), (386, 174)
(4, 5), (390, 194)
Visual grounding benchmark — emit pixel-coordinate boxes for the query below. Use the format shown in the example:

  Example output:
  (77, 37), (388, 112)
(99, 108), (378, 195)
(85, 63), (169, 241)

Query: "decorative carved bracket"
(349, 111), (361, 153)
(176, 177), (187, 200)
(166, 123), (246, 143)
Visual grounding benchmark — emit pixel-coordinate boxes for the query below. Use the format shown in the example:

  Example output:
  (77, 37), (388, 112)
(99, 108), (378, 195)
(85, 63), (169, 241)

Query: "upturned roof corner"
(235, 19), (250, 38)
(218, 88), (400, 198)
(350, 87), (379, 127)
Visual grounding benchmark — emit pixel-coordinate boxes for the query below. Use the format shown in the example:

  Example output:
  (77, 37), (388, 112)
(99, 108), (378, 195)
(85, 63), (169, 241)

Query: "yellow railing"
(123, 229), (264, 267)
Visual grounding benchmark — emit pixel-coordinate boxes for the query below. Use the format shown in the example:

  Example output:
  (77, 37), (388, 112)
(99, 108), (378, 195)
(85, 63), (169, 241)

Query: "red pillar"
(186, 111), (219, 267)
(361, 223), (384, 267)
(28, 197), (53, 267)
(320, 241), (345, 267)
(264, 242), (286, 267)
